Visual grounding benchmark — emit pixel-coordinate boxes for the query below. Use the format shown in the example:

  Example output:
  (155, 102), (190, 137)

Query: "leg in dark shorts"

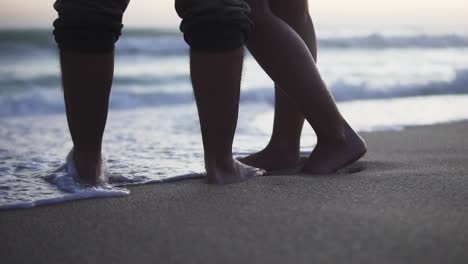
(175, 0), (252, 52)
(53, 0), (129, 184)
(175, 0), (265, 183)
(53, 0), (262, 184)
(53, 0), (129, 53)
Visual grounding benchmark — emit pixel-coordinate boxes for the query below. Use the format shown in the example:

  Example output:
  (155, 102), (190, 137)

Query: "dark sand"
(1, 121), (468, 264)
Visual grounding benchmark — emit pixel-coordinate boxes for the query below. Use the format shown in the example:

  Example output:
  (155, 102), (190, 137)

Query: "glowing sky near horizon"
(1, 0), (468, 29)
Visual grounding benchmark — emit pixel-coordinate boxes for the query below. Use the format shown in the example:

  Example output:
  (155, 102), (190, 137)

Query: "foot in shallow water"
(73, 149), (103, 185)
(302, 124), (367, 174)
(238, 146), (301, 173)
(206, 159), (266, 185)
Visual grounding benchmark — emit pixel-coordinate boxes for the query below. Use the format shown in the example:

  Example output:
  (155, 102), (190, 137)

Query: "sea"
(1, 26), (468, 209)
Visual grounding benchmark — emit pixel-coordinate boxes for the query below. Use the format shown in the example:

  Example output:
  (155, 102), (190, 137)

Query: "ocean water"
(1, 28), (468, 209)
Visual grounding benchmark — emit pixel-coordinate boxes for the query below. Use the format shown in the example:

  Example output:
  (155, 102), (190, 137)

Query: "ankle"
(205, 154), (235, 172)
(316, 122), (358, 147)
(265, 139), (300, 155)
(73, 147), (102, 161)
(316, 124), (348, 146)
(72, 148), (102, 184)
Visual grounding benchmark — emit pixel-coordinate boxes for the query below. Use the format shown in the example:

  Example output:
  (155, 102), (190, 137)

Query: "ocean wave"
(0, 73), (190, 92)
(0, 75), (60, 90)
(319, 33), (468, 49)
(116, 35), (188, 56)
(1, 30), (468, 58)
(241, 69), (468, 103)
(1, 69), (468, 117)
(330, 69), (468, 101)
(73, 33), (468, 54)
(0, 29), (186, 57)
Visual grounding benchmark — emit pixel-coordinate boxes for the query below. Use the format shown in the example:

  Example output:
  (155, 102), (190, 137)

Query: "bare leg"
(240, 0), (317, 171)
(190, 48), (264, 184)
(60, 51), (114, 184)
(245, 0), (366, 174)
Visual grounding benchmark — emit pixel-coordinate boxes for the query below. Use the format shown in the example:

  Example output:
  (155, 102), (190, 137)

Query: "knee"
(175, 0), (252, 52)
(53, 0), (129, 53)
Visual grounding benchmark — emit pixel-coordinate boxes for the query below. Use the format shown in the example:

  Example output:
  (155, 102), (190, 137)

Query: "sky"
(1, 0), (468, 30)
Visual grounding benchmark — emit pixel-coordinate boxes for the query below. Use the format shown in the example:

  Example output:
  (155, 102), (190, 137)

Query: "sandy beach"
(1, 121), (468, 264)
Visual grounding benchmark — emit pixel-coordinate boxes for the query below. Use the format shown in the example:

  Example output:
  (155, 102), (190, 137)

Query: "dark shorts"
(53, 0), (129, 53)
(53, 0), (252, 53)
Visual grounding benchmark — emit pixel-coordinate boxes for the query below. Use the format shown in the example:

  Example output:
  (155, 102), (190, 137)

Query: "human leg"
(240, 0), (318, 172)
(53, 0), (129, 184)
(245, 0), (366, 174)
(191, 49), (265, 184)
(176, 0), (264, 183)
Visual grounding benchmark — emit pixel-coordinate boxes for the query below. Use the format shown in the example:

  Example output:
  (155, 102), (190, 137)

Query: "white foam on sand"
(0, 150), (130, 210)
(2, 96), (468, 210)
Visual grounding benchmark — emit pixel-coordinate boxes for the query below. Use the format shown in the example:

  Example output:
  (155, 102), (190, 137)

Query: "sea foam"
(0, 150), (130, 210)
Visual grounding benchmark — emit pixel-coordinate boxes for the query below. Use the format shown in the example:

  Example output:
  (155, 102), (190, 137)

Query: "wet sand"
(1, 121), (468, 264)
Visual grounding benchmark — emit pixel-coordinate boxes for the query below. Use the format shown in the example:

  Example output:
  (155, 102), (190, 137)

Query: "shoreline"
(2, 110), (468, 210)
(2, 120), (468, 263)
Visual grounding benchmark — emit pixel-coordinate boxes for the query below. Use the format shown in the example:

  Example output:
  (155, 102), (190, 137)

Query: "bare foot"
(302, 124), (367, 174)
(238, 146), (301, 173)
(73, 149), (102, 185)
(206, 159), (266, 185)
